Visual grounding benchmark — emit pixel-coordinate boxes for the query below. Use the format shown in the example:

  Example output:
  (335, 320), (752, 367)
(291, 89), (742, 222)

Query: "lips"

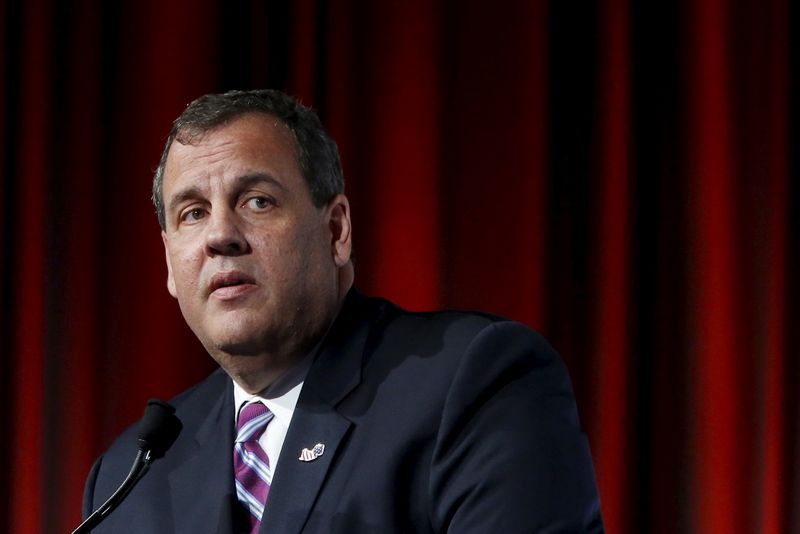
(207, 271), (257, 299)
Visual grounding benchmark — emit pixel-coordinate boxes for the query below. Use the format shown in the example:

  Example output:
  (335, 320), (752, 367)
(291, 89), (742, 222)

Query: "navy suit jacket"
(84, 291), (603, 532)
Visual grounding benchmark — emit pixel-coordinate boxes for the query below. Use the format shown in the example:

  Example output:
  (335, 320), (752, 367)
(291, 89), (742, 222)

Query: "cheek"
(291, 225), (328, 267)
(169, 248), (204, 293)
(294, 227), (337, 287)
(254, 228), (324, 285)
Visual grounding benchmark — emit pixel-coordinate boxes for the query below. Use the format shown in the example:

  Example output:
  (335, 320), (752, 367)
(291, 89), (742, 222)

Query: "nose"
(204, 208), (249, 257)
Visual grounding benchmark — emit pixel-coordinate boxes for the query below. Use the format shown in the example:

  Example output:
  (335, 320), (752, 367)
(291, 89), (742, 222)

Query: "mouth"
(207, 271), (257, 299)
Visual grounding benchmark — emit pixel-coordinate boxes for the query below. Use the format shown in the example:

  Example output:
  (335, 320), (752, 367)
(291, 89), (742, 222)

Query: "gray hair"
(152, 89), (344, 229)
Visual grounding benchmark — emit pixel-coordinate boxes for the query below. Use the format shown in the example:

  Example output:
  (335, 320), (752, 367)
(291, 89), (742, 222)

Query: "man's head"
(156, 90), (353, 394)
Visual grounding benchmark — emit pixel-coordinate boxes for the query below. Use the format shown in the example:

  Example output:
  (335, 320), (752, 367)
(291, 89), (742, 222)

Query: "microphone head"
(137, 399), (182, 459)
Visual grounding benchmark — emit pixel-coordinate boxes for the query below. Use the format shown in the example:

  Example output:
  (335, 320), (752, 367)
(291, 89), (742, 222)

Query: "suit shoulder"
(168, 366), (230, 410)
(366, 294), (550, 352)
(98, 368), (228, 460)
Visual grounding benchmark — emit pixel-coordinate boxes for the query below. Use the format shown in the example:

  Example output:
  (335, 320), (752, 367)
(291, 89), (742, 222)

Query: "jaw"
(188, 299), (320, 386)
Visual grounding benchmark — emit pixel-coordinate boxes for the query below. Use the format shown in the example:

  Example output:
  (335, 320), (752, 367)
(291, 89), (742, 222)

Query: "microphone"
(72, 399), (182, 534)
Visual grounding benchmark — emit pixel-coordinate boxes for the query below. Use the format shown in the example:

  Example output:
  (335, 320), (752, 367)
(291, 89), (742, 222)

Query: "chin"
(201, 310), (271, 347)
(212, 333), (268, 356)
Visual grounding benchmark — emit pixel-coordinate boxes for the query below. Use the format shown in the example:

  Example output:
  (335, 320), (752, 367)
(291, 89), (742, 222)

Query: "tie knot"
(236, 402), (272, 443)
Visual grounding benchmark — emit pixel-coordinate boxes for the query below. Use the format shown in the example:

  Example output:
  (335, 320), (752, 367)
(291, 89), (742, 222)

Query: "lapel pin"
(299, 443), (325, 462)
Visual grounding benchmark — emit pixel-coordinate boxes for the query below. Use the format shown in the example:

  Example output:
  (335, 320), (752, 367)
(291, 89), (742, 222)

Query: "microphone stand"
(71, 449), (154, 534)
(70, 399), (181, 534)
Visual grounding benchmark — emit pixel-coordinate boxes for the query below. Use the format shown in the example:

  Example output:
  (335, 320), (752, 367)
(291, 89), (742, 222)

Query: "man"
(83, 89), (604, 533)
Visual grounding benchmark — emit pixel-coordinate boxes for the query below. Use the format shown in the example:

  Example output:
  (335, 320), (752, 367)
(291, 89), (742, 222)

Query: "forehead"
(163, 113), (301, 189)
(176, 112), (297, 153)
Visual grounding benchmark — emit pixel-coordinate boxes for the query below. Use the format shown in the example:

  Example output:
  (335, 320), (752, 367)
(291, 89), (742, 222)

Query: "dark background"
(1, 0), (798, 532)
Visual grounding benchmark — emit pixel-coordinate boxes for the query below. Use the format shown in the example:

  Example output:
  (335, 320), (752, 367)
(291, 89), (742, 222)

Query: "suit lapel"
(168, 373), (239, 534)
(260, 291), (378, 533)
(260, 392), (352, 533)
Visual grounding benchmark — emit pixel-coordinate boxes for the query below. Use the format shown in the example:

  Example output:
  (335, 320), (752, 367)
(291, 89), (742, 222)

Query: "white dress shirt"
(232, 355), (312, 473)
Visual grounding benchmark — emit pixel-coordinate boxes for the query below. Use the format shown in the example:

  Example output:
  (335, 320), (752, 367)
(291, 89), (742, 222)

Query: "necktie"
(234, 402), (274, 533)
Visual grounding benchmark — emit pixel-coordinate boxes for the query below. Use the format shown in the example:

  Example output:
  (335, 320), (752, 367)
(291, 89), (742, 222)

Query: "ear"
(327, 194), (352, 267)
(161, 231), (178, 298)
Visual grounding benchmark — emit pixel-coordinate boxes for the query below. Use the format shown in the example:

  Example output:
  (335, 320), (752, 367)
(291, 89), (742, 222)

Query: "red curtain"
(1, 1), (796, 532)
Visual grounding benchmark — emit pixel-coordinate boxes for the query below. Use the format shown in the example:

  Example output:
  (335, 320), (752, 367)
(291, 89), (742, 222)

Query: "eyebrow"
(166, 173), (287, 214)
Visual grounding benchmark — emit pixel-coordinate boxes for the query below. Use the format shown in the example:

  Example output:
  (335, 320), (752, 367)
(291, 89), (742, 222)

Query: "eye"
(245, 196), (274, 210)
(180, 207), (206, 223)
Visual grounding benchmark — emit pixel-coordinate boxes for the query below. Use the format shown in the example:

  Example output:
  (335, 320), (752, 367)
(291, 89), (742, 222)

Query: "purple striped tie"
(234, 402), (274, 533)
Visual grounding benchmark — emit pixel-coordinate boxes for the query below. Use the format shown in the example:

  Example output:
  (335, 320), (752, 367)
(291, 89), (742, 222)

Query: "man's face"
(160, 113), (351, 383)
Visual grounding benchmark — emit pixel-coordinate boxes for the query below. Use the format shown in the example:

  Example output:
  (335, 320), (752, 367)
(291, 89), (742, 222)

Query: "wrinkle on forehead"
(170, 138), (239, 169)
(171, 119), (281, 164)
